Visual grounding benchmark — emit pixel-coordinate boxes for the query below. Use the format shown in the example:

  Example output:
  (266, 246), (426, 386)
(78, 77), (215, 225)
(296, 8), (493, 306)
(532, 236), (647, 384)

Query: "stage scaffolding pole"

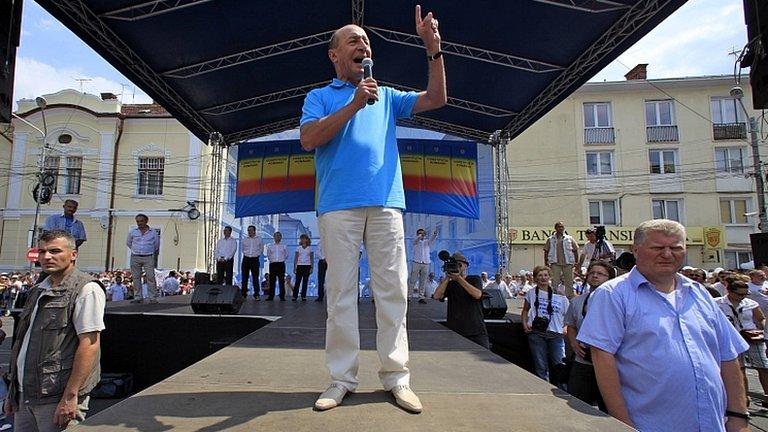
(205, 132), (226, 276)
(492, 131), (511, 273)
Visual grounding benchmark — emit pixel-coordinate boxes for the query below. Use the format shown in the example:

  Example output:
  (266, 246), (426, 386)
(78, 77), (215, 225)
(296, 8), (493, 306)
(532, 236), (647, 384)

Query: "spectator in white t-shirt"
(485, 273), (514, 298)
(480, 272), (491, 288)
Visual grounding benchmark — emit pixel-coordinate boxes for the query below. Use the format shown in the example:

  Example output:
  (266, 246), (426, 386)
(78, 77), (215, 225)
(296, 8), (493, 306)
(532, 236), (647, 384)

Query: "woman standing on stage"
(293, 234), (314, 301)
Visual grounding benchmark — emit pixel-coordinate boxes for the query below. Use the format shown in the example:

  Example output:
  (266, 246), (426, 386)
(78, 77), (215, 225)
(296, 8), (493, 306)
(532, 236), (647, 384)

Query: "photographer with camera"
(578, 227), (615, 271)
(521, 266), (570, 381)
(432, 251), (488, 349)
(564, 261), (615, 410)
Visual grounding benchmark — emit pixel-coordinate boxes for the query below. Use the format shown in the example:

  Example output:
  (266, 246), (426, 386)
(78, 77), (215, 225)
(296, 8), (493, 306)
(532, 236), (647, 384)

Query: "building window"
(449, 220), (457, 239)
(725, 250), (752, 270)
(589, 200), (617, 225)
(466, 218), (476, 234)
(584, 102), (615, 144)
(649, 150), (677, 174)
(720, 198), (749, 224)
(61, 156), (82, 195)
(137, 156), (165, 195)
(645, 100), (679, 142)
(586, 151), (613, 176)
(652, 199), (681, 222)
(711, 97), (747, 140)
(43, 156), (60, 192)
(714, 147), (745, 173)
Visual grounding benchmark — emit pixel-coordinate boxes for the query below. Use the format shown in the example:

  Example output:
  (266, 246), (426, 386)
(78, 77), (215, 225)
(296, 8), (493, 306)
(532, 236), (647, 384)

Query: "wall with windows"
(506, 75), (760, 271)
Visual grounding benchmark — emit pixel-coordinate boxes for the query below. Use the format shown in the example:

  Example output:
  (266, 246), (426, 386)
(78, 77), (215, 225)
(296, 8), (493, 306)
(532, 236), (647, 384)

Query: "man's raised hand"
(415, 5), (441, 55)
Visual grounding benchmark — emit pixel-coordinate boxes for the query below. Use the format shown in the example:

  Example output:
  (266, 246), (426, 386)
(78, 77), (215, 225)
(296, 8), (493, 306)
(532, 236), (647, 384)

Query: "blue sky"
(13, 0), (748, 106)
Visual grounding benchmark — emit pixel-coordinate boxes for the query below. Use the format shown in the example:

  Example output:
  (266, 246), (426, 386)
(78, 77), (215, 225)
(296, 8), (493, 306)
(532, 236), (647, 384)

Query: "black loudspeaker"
(0, 0), (23, 123)
(742, 0), (768, 109)
(481, 289), (508, 319)
(191, 285), (243, 315)
(751, 233), (768, 268)
(194, 272), (211, 285)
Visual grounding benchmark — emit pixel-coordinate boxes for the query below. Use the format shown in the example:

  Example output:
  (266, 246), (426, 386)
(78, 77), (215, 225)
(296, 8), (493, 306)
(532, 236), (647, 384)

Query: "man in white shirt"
(409, 228), (437, 304)
(214, 227), (238, 286)
(161, 270), (181, 296)
(578, 227), (615, 271)
(485, 273), (514, 299)
(543, 221), (579, 298)
(266, 231), (288, 301)
(126, 214), (160, 304)
(480, 272), (491, 288)
(241, 225), (263, 299)
(107, 276), (128, 302)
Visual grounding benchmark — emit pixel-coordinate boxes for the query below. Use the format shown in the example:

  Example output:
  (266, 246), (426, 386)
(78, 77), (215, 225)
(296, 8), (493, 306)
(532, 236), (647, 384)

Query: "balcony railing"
(585, 127), (615, 144)
(646, 125), (679, 142)
(713, 122), (747, 140)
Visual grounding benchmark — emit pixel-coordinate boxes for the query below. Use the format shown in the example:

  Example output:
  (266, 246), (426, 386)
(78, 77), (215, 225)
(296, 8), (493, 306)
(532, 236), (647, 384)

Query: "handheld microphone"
(362, 57), (375, 105)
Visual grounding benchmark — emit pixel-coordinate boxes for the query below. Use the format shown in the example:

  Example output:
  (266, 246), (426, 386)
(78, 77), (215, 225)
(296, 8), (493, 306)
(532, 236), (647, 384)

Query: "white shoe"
(0, 424), (12, 430)
(391, 385), (422, 413)
(314, 384), (348, 410)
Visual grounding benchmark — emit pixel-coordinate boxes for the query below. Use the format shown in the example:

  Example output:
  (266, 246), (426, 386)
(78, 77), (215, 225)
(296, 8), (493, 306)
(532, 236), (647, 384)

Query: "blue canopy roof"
(35, 0), (687, 144)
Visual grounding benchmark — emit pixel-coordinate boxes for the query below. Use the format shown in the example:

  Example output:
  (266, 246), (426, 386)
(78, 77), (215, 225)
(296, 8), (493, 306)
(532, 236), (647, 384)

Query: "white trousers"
(318, 207), (410, 392)
(408, 261), (430, 298)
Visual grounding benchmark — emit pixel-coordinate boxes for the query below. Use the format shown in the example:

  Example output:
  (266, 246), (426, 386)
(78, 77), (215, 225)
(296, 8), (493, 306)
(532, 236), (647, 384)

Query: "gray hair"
(633, 219), (686, 247)
(39, 229), (76, 250)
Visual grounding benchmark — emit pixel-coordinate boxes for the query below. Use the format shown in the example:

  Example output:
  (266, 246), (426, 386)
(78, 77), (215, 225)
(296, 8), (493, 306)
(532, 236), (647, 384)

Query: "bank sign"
(507, 226), (726, 248)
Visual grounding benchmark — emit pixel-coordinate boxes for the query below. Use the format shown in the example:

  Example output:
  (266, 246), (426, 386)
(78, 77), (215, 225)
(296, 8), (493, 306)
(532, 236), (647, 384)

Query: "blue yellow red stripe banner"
(236, 139), (479, 219)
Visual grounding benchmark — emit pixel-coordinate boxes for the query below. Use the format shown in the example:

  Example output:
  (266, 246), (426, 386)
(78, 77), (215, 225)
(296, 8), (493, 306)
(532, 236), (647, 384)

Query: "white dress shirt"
(412, 234), (437, 264)
(215, 236), (238, 260)
(242, 236), (264, 258)
(126, 227), (160, 255)
(267, 243), (288, 263)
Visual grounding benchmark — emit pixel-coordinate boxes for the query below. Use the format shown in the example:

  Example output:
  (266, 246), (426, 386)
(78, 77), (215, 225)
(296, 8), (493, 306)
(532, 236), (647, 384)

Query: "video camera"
(437, 250), (460, 274)
(595, 225), (606, 242)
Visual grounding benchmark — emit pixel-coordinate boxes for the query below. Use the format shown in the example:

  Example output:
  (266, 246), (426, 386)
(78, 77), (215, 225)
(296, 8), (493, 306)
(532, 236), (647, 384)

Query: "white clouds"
(591, 0), (748, 81)
(13, 57), (153, 108)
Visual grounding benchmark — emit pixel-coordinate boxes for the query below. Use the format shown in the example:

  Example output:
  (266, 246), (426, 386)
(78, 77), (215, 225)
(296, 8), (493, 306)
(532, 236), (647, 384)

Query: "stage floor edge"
(71, 296), (629, 431)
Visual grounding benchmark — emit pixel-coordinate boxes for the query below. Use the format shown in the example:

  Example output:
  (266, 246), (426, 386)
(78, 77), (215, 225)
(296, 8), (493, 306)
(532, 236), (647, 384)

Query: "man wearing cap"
(44, 200), (87, 249)
(432, 252), (488, 348)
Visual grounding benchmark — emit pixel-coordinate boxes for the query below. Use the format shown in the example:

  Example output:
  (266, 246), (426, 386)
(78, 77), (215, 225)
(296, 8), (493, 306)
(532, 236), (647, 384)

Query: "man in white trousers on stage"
(299, 5), (446, 413)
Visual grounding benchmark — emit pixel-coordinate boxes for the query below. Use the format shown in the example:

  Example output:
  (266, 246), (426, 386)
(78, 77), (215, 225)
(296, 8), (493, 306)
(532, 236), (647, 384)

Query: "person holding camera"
(715, 275), (768, 406)
(578, 227), (615, 271)
(521, 265), (570, 381)
(564, 261), (615, 410)
(432, 251), (488, 348)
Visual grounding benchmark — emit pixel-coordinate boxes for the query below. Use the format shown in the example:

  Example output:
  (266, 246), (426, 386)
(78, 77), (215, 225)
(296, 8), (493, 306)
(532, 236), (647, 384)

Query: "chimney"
(624, 64), (648, 81)
(100, 92), (118, 100)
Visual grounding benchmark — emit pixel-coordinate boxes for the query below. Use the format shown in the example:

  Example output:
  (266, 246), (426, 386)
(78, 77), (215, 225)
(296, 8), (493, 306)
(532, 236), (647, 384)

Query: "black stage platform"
(69, 295), (629, 431)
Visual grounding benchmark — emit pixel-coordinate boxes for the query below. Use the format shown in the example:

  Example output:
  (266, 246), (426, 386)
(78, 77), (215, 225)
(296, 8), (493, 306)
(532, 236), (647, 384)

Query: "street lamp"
(11, 96), (51, 256)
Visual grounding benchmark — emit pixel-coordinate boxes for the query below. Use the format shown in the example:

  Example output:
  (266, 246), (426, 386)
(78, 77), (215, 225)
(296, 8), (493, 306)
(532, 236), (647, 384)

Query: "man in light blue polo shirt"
(578, 219), (750, 432)
(44, 200), (86, 249)
(299, 5), (446, 414)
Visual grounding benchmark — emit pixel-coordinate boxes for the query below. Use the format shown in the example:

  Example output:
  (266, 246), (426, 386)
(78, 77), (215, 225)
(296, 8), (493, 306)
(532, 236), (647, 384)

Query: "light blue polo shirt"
(578, 267), (748, 432)
(300, 79), (418, 214)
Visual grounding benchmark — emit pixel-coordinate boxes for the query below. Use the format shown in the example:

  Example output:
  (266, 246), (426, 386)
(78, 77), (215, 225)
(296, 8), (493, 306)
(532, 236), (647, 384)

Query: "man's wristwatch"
(725, 410), (750, 420)
(427, 51), (443, 61)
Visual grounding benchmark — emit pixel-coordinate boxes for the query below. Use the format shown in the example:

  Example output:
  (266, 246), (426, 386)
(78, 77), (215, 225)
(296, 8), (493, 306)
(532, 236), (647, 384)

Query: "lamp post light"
(12, 96), (50, 260)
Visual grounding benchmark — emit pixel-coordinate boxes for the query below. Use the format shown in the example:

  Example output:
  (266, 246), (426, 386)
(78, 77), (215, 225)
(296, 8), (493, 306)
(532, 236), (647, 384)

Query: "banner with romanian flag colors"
(236, 139), (479, 219)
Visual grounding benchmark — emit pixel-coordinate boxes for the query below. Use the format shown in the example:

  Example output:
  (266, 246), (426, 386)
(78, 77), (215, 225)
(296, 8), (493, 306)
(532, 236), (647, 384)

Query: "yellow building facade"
(506, 73), (761, 271)
(0, 89), (240, 272)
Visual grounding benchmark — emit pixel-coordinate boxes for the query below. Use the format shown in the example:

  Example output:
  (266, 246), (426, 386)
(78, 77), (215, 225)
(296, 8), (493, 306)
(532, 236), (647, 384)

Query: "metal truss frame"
(47, 0), (216, 139)
(378, 80), (515, 118)
(224, 117), (301, 145)
(101, 0), (213, 21)
(491, 131), (511, 272)
(163, 32), (335, 79)
(532, 0), (631, 13)
(398, 116), (491, 144)
(366, 27), (564, 74)
(503, 0), (673, 138)
(352, 0), (364, 25)
(205, 132), (225, 273)
(201, 82), (328, 116)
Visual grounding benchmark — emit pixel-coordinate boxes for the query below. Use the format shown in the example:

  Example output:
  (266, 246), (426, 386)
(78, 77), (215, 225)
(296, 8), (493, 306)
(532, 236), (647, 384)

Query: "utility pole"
(748, 116), (768, 233)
